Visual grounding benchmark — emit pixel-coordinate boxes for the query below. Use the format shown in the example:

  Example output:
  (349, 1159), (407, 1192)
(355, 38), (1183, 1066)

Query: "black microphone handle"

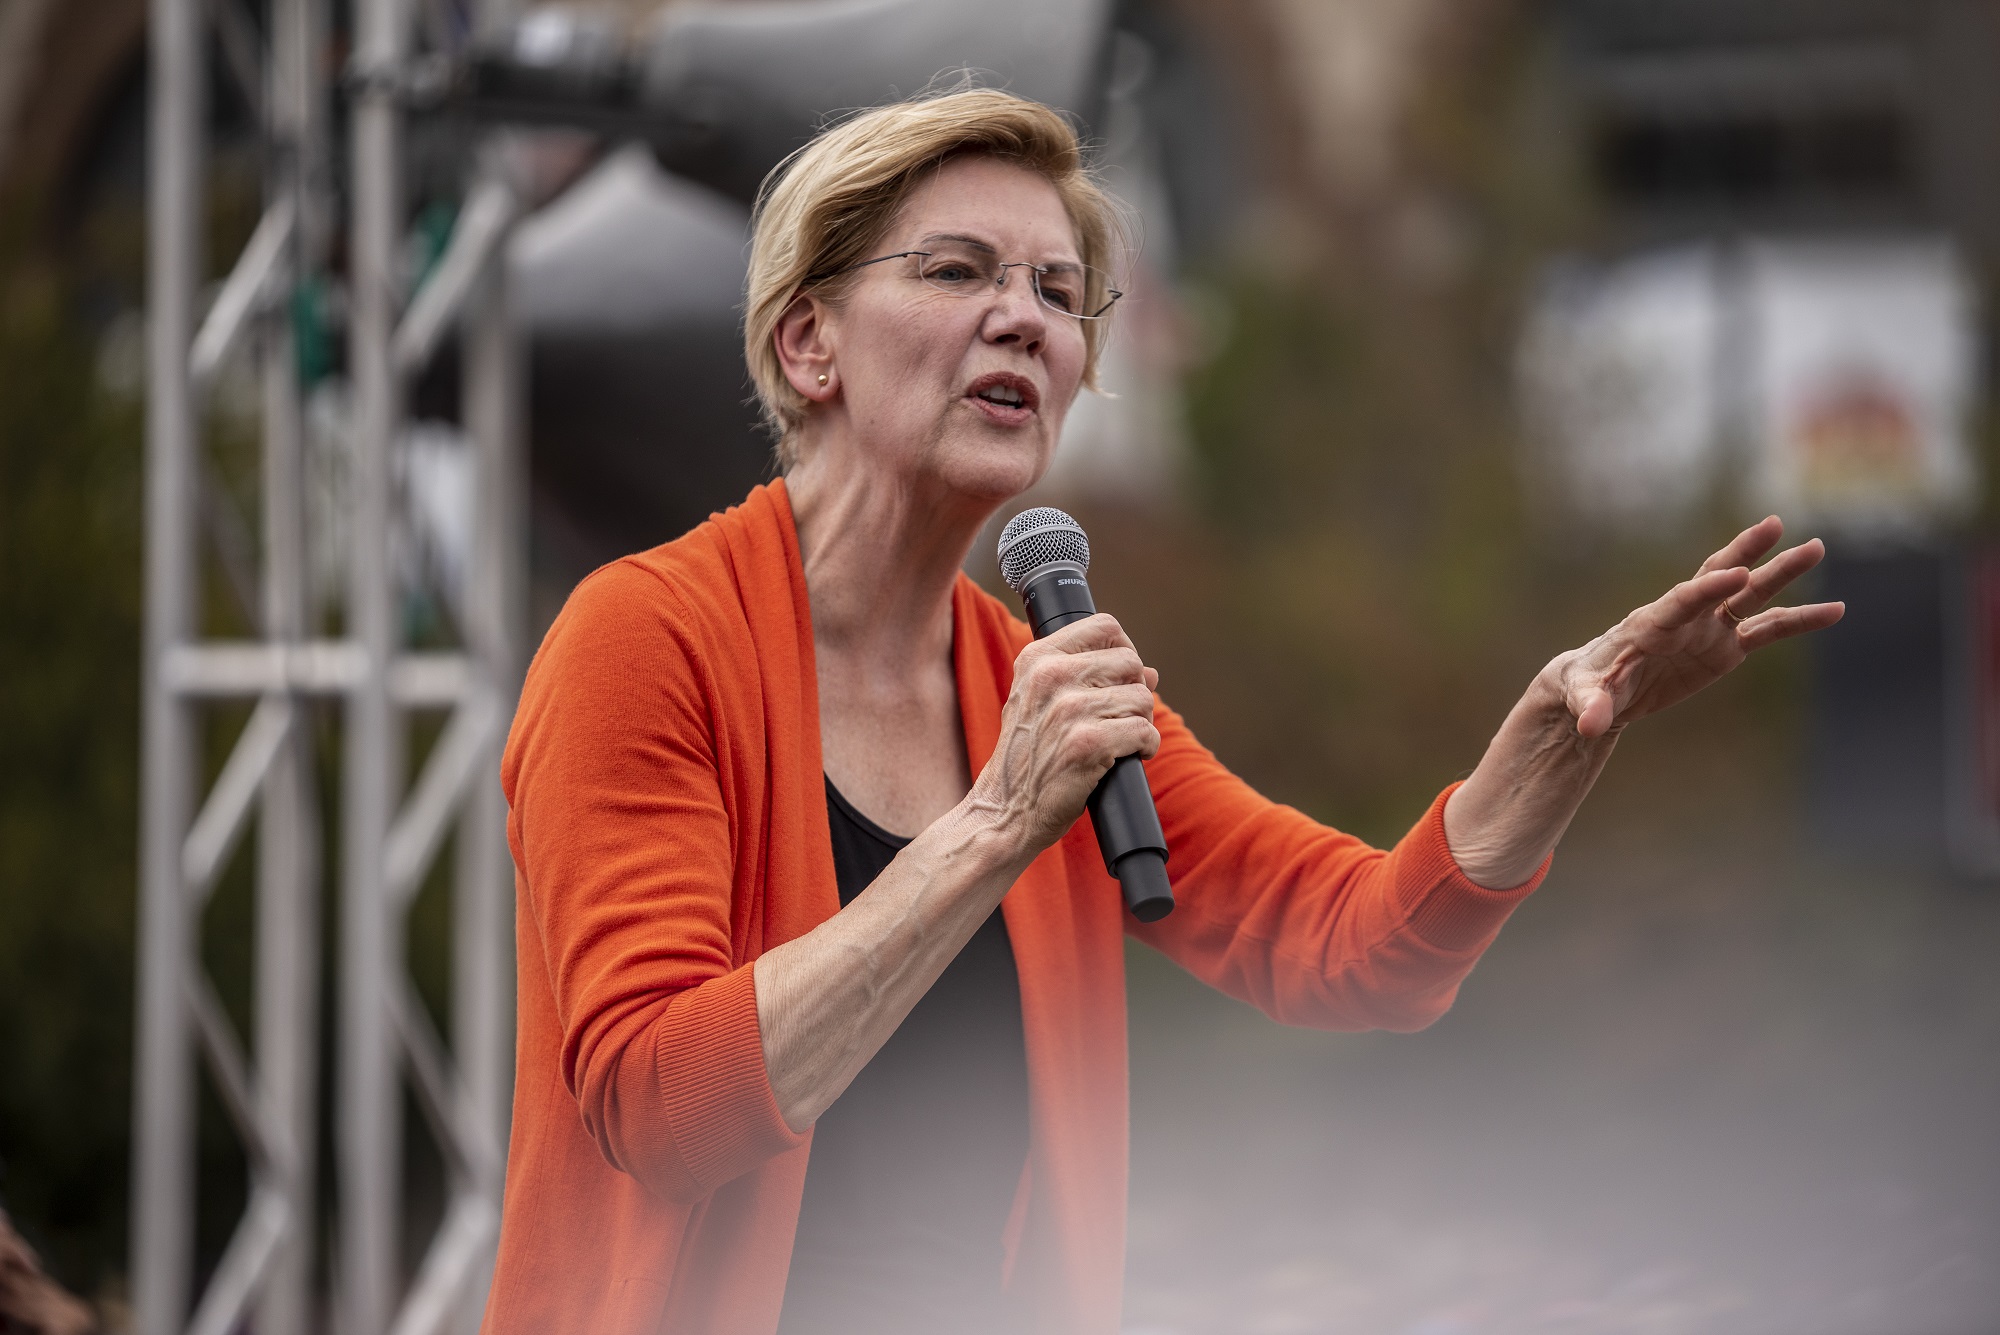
(1088, 759), (1174, 923)
(1019, 566), (1175, 923)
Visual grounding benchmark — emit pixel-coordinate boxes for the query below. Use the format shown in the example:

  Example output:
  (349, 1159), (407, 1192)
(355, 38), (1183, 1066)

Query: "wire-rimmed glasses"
(809, 240), (1123, 321)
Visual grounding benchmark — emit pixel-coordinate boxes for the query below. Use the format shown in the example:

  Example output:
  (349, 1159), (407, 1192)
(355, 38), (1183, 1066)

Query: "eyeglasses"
(808, 243), (1123, 321)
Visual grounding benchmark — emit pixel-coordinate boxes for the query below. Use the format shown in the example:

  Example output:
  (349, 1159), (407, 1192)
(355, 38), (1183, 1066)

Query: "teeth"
(979, 385), (1023, 406)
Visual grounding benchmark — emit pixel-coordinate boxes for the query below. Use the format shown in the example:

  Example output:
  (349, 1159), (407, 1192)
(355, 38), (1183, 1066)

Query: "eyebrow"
(918, 232), (1084, 269)
(920, 232), (998, 255)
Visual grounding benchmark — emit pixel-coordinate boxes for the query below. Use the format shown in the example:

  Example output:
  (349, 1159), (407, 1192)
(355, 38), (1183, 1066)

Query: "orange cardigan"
(484, 481), (1544, 1335)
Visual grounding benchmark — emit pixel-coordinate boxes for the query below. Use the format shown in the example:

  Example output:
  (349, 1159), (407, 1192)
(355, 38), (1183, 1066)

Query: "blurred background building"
(1525, 0), (2000, 875)
(0, 0), (1995, 1331)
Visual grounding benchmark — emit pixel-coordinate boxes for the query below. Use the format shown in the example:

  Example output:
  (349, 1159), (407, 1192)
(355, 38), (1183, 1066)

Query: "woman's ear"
(774, 292), (838, 401)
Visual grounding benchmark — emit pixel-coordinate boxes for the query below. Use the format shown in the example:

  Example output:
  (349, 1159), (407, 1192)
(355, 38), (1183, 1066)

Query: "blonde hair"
(744, 87), (1122, 466)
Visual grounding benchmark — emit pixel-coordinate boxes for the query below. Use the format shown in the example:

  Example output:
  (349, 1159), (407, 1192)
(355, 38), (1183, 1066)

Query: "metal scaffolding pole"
(136, 0), (332, 1324)
(132, 0), (203, 1326)
(345, 1), (521, 1330)
(348, 154), (521, 1335)
(451, 175), (525, 1335)
(338, 0), (406, 1321)
(135, 0), (523, 1320)
(255, 0), (327, 1328)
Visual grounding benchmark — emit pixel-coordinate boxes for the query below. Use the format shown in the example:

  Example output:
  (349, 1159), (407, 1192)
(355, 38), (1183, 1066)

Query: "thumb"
(1573, 685), (1616, 738)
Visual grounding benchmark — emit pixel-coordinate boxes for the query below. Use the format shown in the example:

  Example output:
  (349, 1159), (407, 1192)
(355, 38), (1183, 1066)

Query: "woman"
(482, 89), (1841, 1335)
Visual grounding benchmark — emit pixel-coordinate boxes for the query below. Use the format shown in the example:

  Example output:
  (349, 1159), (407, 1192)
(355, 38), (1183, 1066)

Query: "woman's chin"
(930, 429), (1053, 504)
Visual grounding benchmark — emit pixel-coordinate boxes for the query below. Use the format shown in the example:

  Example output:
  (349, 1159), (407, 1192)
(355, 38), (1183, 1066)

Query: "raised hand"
(1444, 517), (1845, 888)
(1554, 516), (1846, 739)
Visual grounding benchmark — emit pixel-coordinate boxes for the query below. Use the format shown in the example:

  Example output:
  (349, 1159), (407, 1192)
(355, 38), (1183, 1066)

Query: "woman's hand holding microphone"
(965, 613), (1160, 861)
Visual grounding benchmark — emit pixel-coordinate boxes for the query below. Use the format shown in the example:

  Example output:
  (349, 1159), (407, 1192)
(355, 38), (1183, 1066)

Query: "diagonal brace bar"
(182, 694), (294, 903)
(385, 692), (498, 909)
(391, 178), (517, 377)
(183, 1184), (293, 1335)
(385, 1194), (500, 1335)
(389, 976), (503, 1186)
(191, 197), (297, 386)
(186, 973), (277, 1172)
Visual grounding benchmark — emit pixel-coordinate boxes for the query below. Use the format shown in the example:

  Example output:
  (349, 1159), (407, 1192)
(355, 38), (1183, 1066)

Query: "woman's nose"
(985, 270), (1048, 349)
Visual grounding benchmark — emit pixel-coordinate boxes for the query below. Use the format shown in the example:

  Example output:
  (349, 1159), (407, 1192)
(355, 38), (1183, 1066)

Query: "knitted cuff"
(1392, 783), (1550, 953)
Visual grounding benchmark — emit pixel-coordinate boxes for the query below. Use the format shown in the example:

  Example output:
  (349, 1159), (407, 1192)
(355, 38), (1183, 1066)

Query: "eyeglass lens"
(913, 246), (1111, 319)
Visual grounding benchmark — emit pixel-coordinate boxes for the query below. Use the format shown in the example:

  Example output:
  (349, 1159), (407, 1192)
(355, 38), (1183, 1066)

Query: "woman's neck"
(786, 446), (993, 675)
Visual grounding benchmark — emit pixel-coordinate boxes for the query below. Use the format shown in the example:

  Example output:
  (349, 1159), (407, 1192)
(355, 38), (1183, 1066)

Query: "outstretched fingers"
(1698, 515), (1784, 577)
(1735, 600), (1846, 651)
(1551, 519), (1840, 738)
(1655, 565), (1752, 630)
(1720, 537), (1827, 619)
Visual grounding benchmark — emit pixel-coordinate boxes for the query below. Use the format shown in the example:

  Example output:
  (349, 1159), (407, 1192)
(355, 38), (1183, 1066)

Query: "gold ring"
(1720, 599), (1745, 626)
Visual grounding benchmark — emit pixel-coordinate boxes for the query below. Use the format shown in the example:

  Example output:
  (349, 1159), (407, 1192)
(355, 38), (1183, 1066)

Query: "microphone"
(997, 508), (1174, 923)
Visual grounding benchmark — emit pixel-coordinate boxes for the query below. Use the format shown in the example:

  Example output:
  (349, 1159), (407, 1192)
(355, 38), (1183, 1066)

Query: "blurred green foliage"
(0, 244), (143, 1291)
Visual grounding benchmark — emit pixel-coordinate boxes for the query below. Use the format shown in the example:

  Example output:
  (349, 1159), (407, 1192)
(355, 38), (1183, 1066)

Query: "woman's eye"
(931, 265), (975, 283)
(1041, 285), (1078, 312)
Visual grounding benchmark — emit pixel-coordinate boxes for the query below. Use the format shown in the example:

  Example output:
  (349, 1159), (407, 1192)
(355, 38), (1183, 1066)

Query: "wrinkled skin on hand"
(1444, 516), (1844, 889)
(1551, 516), (1845, 740)
(972, 612), (1161, 855)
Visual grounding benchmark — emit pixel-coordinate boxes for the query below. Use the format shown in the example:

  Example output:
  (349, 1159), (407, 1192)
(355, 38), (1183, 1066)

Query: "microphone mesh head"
(997, 507), (1090, 593)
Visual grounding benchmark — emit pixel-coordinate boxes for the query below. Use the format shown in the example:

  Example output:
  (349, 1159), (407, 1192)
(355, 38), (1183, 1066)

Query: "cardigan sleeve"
(1128, 698), (1547, 1032)
(502, 561), (805, 1205)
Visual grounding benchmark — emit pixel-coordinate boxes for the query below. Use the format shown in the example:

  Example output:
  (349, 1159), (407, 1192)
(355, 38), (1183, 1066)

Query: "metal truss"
(134, 0), (524, 1325)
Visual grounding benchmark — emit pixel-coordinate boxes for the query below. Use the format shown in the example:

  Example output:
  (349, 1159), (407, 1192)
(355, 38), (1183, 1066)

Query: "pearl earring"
(817, 373), (829, 386)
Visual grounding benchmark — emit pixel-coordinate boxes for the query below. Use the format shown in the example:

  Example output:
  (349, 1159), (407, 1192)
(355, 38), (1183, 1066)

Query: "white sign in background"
(1747, 239), (1980, 540)
(1519, 236), (1980, 542)
(1518, 246), (1722, 533)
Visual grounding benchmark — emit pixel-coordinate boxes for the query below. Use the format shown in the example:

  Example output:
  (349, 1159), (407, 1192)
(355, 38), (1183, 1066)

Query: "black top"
(775, 778), (1031, 1335)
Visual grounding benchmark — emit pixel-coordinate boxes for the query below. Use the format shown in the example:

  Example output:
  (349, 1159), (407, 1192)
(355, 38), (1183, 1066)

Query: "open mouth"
(966, 373), (1039, 419)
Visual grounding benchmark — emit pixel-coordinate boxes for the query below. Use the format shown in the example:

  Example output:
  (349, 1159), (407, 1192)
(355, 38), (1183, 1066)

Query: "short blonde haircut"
(744, 87), (1122, 465)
